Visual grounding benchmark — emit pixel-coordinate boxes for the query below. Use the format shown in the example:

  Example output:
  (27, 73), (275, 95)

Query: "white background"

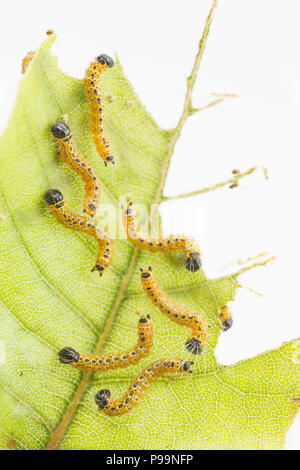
(0, 0), (299, 450)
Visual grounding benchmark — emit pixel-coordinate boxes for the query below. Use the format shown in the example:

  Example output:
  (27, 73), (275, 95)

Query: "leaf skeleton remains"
(37, 50), (234, 416)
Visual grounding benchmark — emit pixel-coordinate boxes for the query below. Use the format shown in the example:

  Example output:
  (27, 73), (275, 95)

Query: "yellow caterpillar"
(219, 305), (233, 331)
(44, 189), (113, 276)
(84, 54), (115, 166)
(140, 267), (209, 354)
(59, 311), (153, 371)
(51, 121), (100, 217)
(95, 358), (193, 416)
(122, 198), (202, 272)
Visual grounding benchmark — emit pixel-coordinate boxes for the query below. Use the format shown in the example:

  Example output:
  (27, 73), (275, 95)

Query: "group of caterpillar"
(58, 309), (194, 417)
(58, 266), (232, 415)
(27, 43), (234, 415)
(43, 53), (116, 275)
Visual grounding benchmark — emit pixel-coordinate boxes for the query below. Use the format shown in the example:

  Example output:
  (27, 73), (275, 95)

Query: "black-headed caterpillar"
(44, 189), (113, 276)
(95, 358), (193, 416)
(51, 121), (100, 217)
(219, 305), (233, 331)
(140, 267), (209, 354)
(59, 311), (153, 372)
(84, 54), (115, 166)
(122, 197), (202, 272)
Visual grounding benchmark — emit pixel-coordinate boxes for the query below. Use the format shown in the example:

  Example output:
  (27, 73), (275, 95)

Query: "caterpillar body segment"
(122, 198), (202, 272)
(140, 267), (209, 354)
(44, 189), (113, 275)
(95, 359), (193, 416)
(51, 121), (100, 217)
(219, 305), (233, 331)
(84, 54), (115, 166)
(58, 312), (153, 372)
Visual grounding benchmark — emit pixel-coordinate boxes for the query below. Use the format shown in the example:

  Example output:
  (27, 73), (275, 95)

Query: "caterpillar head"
(186, 252), (202, 272)
(97, 54), (114, 68)
(140, 266), (152, 279)
(95, 389), (111, 408)
(125, 203), (133, 215)
(138, 313), (151, 324)
(51, 121), (71, 139)
(58, 347), (80, 364)
(185, 337), (203, 355)
(105, 155), (115, 166)
(182, 361), (194, 373)
(91, 264), (105, 276)
(44, 189), (63, 205)
(221, 317), (233, 331)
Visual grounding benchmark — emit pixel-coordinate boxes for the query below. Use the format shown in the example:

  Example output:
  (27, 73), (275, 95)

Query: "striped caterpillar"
(51, 121), (100, 217)
(21, 51), (35, 74)
(95, 358), (193, 416)
(122, 198), (202, 272)
(84, 54), (115, 166)
(140, 267), (209, 354)
(219, 305), (233, 331)
(59, 311), (153, 371)
(44, 189), (113, 276)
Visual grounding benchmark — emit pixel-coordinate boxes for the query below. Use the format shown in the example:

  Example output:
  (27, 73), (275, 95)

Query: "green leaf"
(0, 11), (299, 450)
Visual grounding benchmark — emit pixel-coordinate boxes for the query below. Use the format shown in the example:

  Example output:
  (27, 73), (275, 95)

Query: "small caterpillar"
(95, 358), (193, 416)
(51, 121), (100, 217)
(59, 311), (153, 371)
(122, 198), (202, 272)
(140, 267), (209, 354)
(44, 189), (113, 275)
(84, 54), (115, 166)
(21, 51), (35, 74)
(219, 305), (233, 331)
